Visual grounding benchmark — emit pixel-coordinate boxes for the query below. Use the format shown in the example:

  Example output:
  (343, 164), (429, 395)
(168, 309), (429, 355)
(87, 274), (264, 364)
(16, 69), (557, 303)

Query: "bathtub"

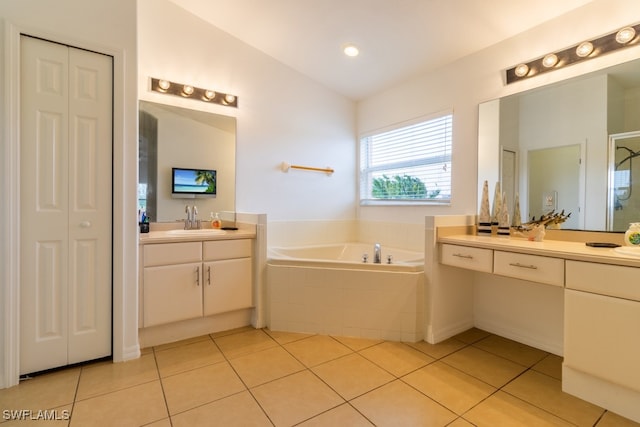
(268, 243), (424, 271)
(267, 243), (425, 341)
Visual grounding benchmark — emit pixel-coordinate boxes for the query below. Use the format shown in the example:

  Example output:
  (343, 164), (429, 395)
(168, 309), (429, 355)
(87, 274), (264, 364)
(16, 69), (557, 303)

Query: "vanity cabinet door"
(143, 262), (203, 327)
(203, 258), (252, 316)
(565, 288), (640, 393)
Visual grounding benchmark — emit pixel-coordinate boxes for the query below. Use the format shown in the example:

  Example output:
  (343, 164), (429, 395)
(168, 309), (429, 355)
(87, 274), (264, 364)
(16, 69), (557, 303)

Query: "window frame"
(358, 111), (453, 206)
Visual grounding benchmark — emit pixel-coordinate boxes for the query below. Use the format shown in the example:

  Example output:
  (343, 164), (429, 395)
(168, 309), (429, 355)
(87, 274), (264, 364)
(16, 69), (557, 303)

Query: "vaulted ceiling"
(168, 0), (594, 100)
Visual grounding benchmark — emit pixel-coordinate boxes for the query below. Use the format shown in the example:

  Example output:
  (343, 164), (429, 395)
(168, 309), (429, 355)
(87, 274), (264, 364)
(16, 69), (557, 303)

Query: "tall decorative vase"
(497, 192), (510, 237)
(512, 192), (522, 228)
(478, 180), (492, 235)
(491, 182), (502, 234)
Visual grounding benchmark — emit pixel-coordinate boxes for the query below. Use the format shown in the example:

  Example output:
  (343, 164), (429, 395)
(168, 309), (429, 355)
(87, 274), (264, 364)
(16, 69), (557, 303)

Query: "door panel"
(20, 35), (112, 374)
(67, 44), (112, 364)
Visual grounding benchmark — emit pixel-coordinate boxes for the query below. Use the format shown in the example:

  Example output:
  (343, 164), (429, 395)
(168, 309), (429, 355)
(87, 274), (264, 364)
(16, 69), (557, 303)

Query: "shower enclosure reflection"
(608, 131), (640, 231)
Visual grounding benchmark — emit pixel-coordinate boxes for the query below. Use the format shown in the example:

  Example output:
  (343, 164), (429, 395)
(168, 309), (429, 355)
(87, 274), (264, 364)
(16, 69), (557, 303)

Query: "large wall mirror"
(478, 58), (640, 232)
(139, 101), (236, 222)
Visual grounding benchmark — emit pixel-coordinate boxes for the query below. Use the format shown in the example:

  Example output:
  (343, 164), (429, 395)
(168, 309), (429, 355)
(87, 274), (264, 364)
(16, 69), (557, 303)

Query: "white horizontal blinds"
(360, 114), (452, 201)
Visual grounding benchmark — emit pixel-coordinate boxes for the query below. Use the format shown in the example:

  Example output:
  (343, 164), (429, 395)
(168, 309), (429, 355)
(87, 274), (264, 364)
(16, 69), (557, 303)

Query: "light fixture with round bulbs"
(507, 23), (639, 84)
(576, 41), (594, 58)
(150, 78), (238, 108)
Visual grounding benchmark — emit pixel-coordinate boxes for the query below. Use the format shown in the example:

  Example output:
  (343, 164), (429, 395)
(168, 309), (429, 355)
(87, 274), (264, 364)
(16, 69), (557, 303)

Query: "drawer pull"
(509, 262), (538, 270)
(453, 253), (473, 259)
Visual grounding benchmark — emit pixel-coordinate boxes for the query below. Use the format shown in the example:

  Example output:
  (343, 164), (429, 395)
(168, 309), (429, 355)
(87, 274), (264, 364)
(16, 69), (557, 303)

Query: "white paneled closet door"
(20, 35), (113, 375)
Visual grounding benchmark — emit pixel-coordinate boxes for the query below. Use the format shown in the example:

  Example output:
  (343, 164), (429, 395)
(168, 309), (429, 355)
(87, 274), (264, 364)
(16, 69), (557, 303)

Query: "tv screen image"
(172, 168), (216, 195)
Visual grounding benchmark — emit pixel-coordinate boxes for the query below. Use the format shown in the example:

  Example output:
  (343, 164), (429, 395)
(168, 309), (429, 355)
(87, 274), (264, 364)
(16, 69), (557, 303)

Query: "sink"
(165, 229), (226, 236)
(613, 246), (640, 257)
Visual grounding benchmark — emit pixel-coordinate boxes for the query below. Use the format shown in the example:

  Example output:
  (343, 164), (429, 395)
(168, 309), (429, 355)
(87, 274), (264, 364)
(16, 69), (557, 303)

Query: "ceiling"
(168, 0), (594, 100)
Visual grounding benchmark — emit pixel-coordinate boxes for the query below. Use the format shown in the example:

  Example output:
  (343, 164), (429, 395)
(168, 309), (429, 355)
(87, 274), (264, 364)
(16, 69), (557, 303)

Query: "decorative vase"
(512, 192), (522, 228)
(624, 222), (640, 246)
(497, 192), (510, 238)
(478, 180), (491, 235)
(491, 182), (502, 233)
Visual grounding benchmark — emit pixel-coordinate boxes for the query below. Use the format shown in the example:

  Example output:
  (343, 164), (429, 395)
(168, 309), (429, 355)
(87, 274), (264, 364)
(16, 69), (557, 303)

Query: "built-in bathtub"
(267, 243), (425, 341)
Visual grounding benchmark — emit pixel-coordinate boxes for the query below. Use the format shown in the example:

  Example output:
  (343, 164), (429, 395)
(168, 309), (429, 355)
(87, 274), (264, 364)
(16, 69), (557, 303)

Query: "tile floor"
(1, 327), (639, 426)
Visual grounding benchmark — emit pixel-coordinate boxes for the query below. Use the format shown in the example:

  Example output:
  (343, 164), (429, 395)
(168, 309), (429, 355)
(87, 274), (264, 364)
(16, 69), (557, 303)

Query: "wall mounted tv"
(171, 167), (216, 198)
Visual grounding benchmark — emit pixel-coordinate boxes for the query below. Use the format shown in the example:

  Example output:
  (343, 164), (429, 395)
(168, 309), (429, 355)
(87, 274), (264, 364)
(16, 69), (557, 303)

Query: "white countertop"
(438, 234), (640, 268)
(139, 224), (256, 244)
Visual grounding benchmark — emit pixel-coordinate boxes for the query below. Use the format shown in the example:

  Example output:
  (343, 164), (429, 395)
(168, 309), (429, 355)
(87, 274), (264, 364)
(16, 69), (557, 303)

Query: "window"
(359, 113), (452, 204)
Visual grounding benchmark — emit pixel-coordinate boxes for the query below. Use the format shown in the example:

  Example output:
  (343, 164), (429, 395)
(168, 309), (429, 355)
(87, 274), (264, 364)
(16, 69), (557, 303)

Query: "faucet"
(184, 205), (192, 229)
(373, 243), (381, 264)
(184, 205), (200, 229)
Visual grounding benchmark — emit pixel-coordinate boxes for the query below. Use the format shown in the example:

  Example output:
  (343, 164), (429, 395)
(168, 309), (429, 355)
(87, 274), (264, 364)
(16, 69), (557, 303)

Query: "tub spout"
(373, 243), (381, 264)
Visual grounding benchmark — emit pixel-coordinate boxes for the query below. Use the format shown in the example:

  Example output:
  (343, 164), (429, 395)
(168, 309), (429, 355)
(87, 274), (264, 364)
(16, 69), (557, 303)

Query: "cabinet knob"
(80, 220), (91, 228)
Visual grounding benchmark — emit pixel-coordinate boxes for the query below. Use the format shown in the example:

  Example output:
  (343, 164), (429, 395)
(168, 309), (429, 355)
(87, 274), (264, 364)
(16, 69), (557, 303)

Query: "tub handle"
(362, 253), (368, 263)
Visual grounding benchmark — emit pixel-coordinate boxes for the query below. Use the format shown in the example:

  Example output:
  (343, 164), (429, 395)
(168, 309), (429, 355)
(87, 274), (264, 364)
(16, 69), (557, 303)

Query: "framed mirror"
(139, 101), (236, 222)
(478, 58), (640, 231)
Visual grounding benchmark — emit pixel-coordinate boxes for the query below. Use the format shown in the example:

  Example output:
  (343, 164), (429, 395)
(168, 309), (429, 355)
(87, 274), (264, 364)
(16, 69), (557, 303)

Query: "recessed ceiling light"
(343, 44), (359, 57)
(576, 41), (594, 57)
(514, 63), (529, 77)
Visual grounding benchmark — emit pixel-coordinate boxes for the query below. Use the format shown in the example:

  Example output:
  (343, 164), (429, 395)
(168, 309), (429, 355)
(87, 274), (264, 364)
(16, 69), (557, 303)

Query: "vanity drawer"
(203, 239), (252, 261)
(566, 260), (640, 301)
(441, 244), (493, 273)
(493, 251), (564, 287)
(144, 241), (202, 267)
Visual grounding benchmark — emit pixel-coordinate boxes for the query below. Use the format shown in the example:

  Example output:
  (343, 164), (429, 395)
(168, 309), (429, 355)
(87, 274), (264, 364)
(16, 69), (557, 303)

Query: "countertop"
(139, 223), (256, 245)
(438, 234), (640, 268)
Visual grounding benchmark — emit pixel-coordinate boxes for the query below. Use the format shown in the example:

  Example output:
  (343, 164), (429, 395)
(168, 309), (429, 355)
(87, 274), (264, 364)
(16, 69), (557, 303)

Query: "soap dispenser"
(210, 212), (222, 229)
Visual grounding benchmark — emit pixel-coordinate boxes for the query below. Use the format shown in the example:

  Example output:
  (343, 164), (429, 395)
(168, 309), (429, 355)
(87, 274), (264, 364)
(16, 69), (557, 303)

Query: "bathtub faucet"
(373, 243), (381, 264)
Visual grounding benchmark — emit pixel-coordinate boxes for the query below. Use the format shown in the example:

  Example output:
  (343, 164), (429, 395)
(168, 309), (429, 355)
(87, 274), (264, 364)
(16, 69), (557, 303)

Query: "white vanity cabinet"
(141, 239), (253, 327)
(564, 260), (640, 420)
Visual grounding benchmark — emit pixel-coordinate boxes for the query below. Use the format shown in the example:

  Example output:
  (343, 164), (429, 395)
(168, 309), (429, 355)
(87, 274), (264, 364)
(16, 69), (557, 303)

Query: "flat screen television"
(171, 167), (216, 196)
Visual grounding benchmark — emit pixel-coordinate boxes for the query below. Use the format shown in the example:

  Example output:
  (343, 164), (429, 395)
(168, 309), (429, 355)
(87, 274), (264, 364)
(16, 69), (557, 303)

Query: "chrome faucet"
(373, 243), (381, 264)
(184, 205), (201, 229)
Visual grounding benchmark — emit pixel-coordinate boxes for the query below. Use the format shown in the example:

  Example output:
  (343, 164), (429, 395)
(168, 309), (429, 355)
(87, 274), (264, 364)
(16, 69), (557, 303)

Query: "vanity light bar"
(150, 78), (238, 108)
(506, 23), (640, 84)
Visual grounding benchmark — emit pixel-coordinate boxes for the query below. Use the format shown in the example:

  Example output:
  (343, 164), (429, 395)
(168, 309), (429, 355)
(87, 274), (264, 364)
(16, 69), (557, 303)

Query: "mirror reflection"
(138, 101), (236, 222)
(479, 58), (640, 231)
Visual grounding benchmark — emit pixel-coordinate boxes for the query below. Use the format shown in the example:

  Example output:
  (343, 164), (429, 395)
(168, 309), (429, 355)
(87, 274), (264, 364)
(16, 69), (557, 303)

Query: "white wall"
(137, 0), (357, 223)
(358, 0), (640, 225)
(0, 0), (139, 388)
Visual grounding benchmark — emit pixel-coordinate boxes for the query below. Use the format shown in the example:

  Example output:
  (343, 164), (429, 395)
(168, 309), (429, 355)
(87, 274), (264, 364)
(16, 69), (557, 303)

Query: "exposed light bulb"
(203, 90), (216, 101)
(542, 53), (558, 68)
(576, 41), (594, 57)
(616, 26), (636, 44)
(158, 79), (170, 91)
(514, 63), (529, 77)
(223, 94), (236, 104)
(343, 44), (359, 57)
(182, 85), (194, 96)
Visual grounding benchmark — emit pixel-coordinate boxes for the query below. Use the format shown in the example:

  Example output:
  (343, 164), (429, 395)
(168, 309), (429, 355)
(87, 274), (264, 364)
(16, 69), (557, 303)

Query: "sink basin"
(165, 229), (226, 236)
(613, 246), (640, 257)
